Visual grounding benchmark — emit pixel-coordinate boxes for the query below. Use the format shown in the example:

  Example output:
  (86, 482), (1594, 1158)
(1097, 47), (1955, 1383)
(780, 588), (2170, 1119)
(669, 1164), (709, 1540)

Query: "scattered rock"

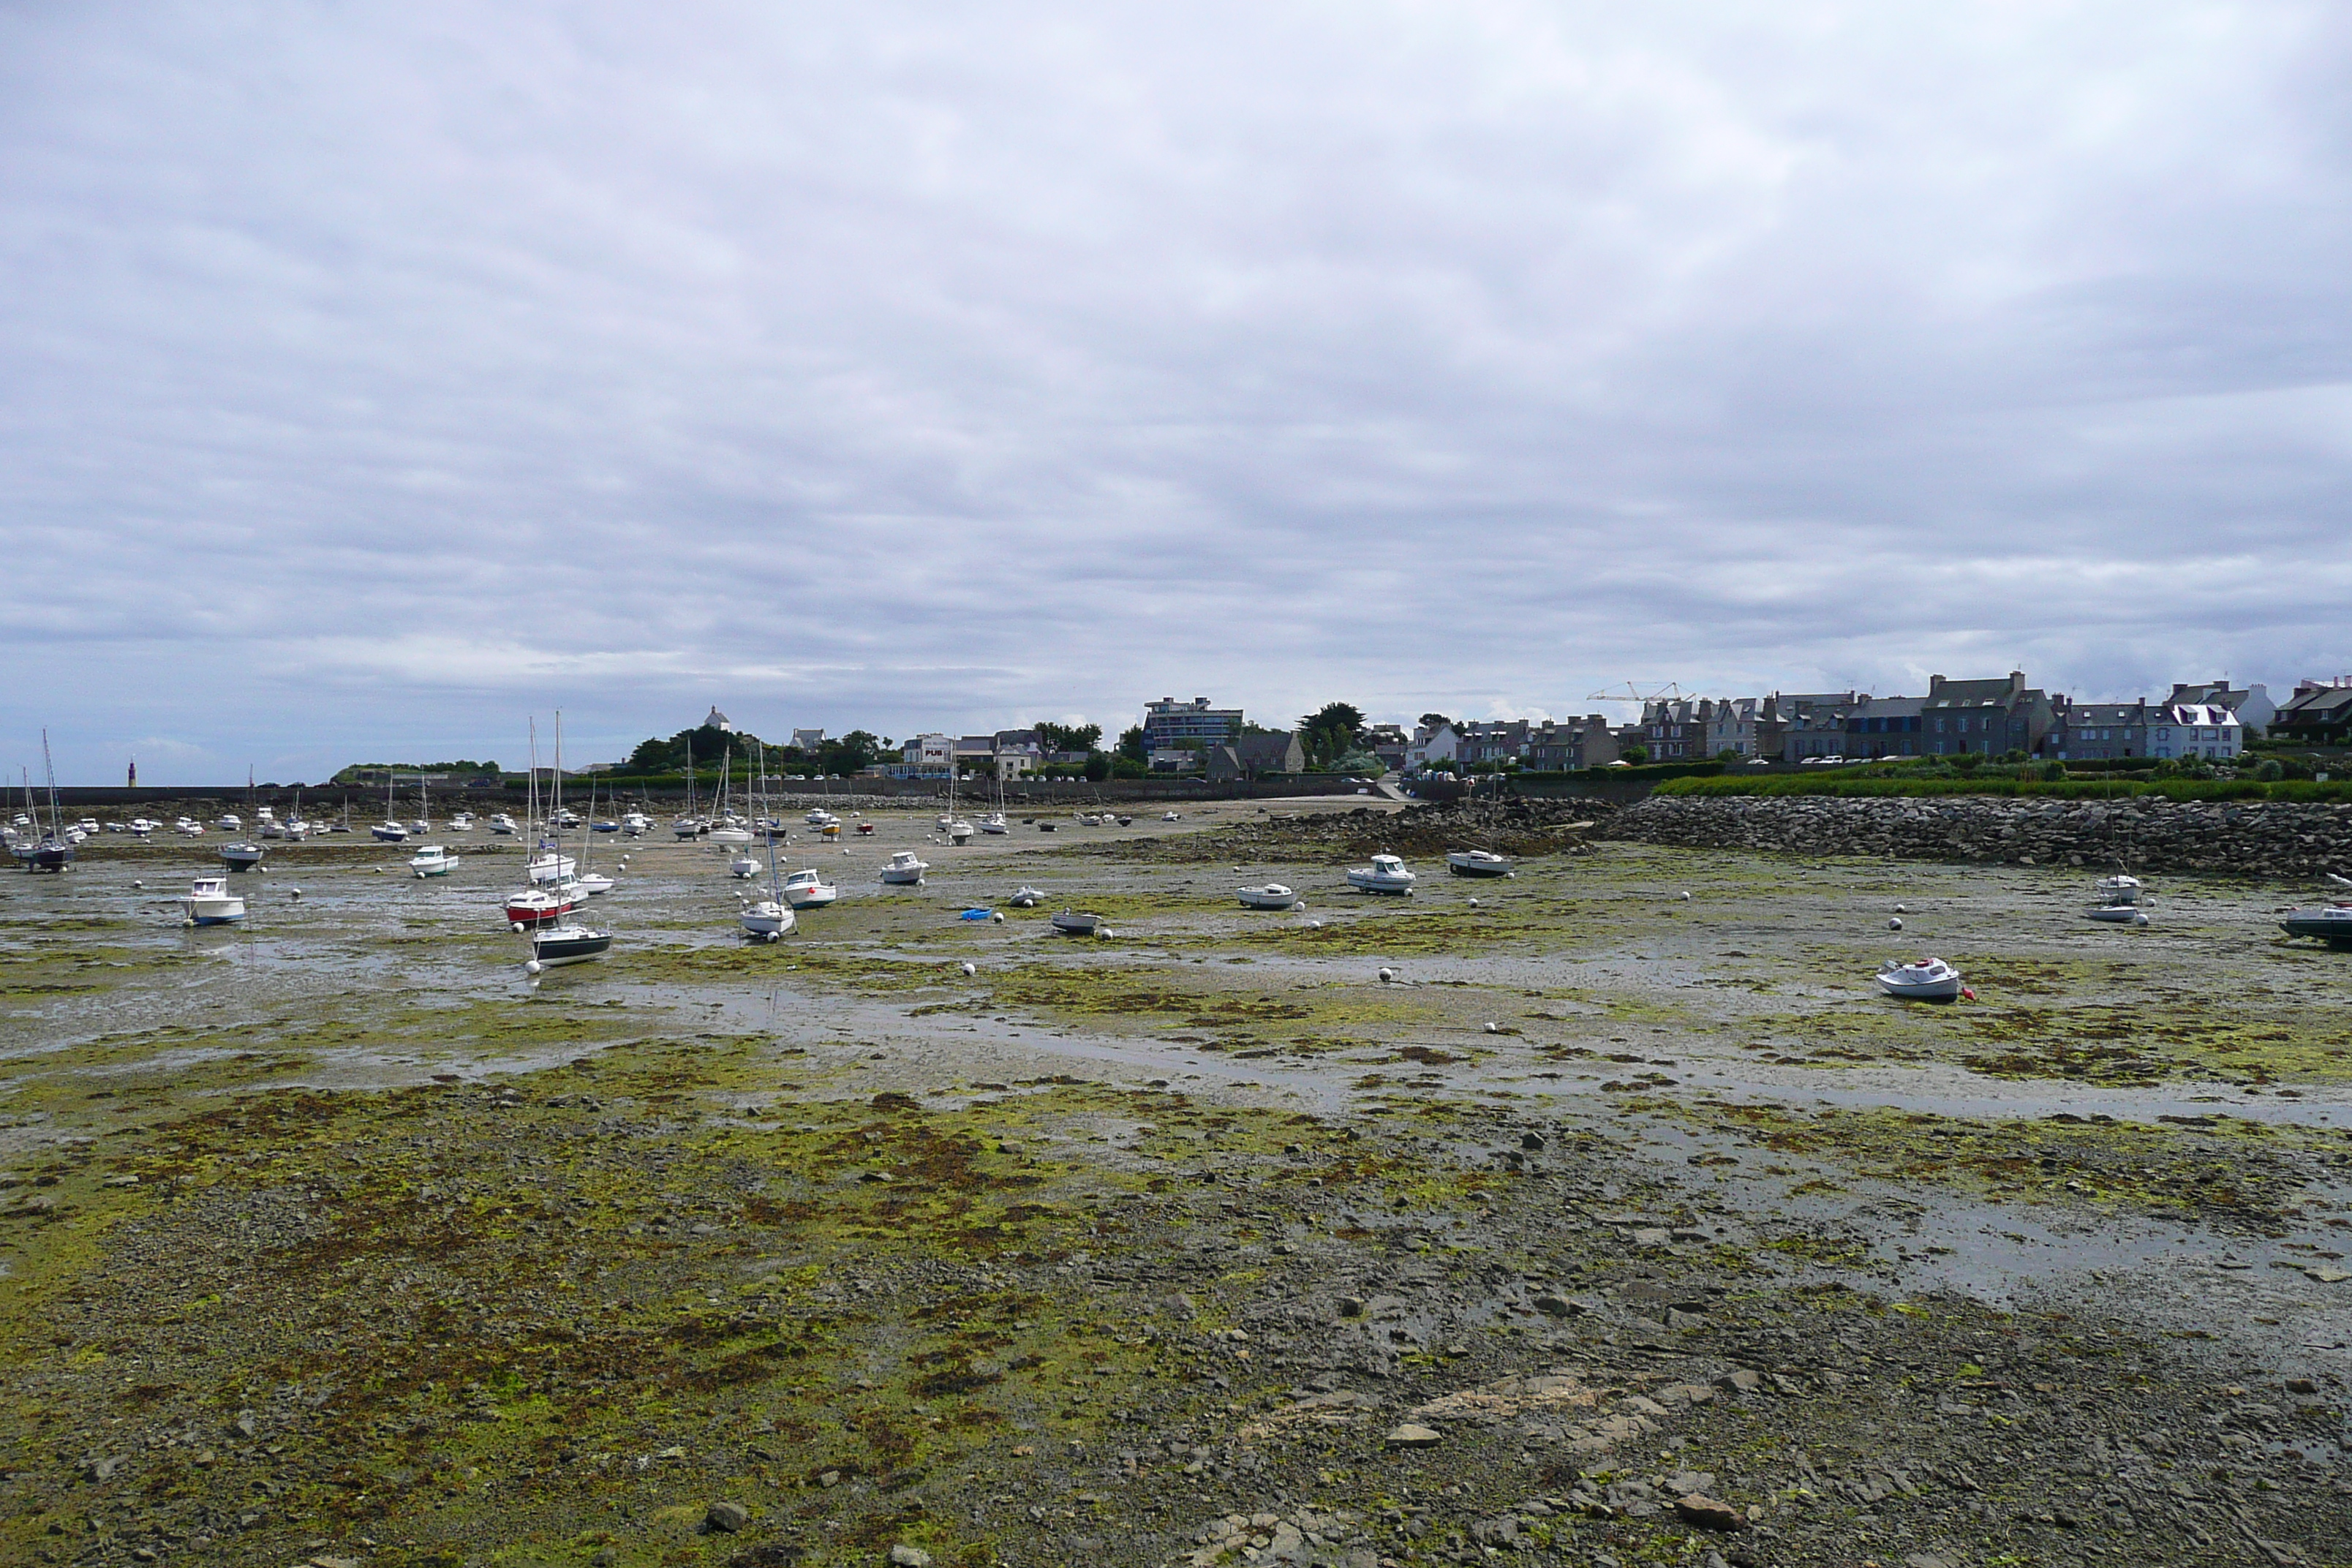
(1384, 1423), (1444, 1448)
(1675, 1493), (1749, 1531)
(889, 1547), (933, 1568)
(706, 1500), (750, 1532)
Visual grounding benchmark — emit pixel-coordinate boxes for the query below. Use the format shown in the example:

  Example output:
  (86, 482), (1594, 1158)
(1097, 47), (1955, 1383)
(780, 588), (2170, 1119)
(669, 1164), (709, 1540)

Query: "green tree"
(1620, 744), (1648, 765)
(818, 731), (881, 776)
(1116, 725), (1147, 762)
(1299, 701), (1365, 766)
(1038, 722), (1102, 755)
(1082, 752), (1111, 782)
(1417, 712), (1453, 734)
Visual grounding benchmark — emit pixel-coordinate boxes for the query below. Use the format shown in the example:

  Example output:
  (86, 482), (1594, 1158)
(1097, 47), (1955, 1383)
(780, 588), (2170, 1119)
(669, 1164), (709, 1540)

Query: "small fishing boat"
(946, 819), (973, 844)
(528, 920), (611, 970)
(1445, 849), (1513, 878)
(1238, 883), (1301, 910)
(2280, 902), (2352, 946)
(371, 820), (408, 843)
(853, 821), (872, 835)
(782, 868), (839, 910)
(1008, 885), (1044, 908)
(488, 813), (519, 835)
(823, 821), (844, 838)
(180, 875), (246, 926)
(573, 870), (614, 896)
(1346, 854), (1416, 895)
(1051, 910), (1104, 936)
(450, 811), (476, 831)
(408, 844), (457, 878)
(880, 850), (929, 886)
(219, 840), (267, 872)
(1875, 957), (1965, 1002)
(729, 848), (761, 878)
(216, 813), (241, 832)
(525, 850), (576, 885)
(622, 811), (652, 835)
(591, 818), (619, 834)
(805, 808), (840, 828)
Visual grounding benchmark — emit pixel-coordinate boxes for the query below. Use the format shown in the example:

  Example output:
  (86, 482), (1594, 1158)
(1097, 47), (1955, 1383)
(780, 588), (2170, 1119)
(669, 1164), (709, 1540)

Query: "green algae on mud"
(0, 1039), (1374, 1567)
(1618, 1092), (2352, 1232)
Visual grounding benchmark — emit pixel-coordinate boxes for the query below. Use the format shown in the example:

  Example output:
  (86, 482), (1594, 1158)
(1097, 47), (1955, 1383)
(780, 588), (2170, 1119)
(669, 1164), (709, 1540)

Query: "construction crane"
(1586, 682), (1684, 706)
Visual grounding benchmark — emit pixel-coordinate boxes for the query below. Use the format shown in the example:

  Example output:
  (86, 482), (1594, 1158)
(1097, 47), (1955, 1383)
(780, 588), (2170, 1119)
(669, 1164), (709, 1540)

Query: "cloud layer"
(4, 2), (2348, 780)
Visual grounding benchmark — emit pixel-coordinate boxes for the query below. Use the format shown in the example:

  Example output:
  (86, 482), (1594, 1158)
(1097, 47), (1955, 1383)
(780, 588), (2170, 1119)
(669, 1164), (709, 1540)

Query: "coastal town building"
(1525, 716), (1619, 770)
(1455, 720), (1531, 768)
(2051, 699), (2149, 760)
(1918, 672), (2057, 757)
(1773, 693), (1867, 762)
(2272, 679), (2352, 746)
(2147, 704), (2242, 761)
(790, 728), (826, 752)
(1405, 723), (1459, 770)
(2168, 682), (2277, 734)
(1844, 696), (1926, 758)
(1141, 697), (1243, 753)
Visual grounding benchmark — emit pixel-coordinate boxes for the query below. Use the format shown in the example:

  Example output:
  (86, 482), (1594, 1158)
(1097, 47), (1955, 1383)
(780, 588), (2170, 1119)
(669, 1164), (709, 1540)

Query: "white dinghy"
(1237, 883), (1301, 910)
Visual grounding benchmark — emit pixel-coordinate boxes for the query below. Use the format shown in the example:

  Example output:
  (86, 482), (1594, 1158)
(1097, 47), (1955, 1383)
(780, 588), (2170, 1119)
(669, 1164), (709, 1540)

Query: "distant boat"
(880, 850), (928, 886)
(505, 885), (575, 927)
(180, 875), (246, 926)
(408, 844), (456, 878)
(488, 813), (519, 835)
(2094, 874), (2144, 905)
(219, 840), (267, 872)
(1238, 883), (1300, 910)
(729, 848), (761, 878)
(1008, 885), (1044, 908)
(1346, 854), (1415, 895)
(979, 813), (1009, 834)
(1051, 910), (1104, 936)
(216, 813), (241, 832)
(2280, 896), (2352, 946)
(1445, 850), (1513, 878)
(371, 821), (409, 843)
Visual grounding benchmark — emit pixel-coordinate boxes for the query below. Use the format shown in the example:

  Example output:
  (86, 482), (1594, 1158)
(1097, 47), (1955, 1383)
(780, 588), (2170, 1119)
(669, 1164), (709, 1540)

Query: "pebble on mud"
(889, 1547), (933, 1568)
(705, 1500), (750, 1532)
(1674, 1493), (1749, 1531)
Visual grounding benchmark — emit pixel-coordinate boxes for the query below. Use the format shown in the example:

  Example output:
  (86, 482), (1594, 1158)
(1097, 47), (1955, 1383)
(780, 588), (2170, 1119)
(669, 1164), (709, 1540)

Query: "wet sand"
(1, 803), (2348, 1567)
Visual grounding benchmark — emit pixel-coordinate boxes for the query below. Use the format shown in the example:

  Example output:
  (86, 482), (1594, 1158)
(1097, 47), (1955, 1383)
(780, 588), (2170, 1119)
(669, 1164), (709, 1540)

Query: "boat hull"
(1346, 874), (1414, 895)
(1876, 973), (1963, 1001)
(187, 905), (246, 926)
(2084, 905), (2146, 924)
(783, 886), (837, 910)
(20, 843), (73, 872)
(1051, 913), (1103, 935)
(2280, 913), (2352, 945)
(220, 846), (266, 871)
(1446, 853), (1512, 877)
(741, 903), (796, 937)
(505, 895), (576, 927)
(370, 825), (408, 843)
(1237, 887), (1300, 910)
(530, 929), (611, 966)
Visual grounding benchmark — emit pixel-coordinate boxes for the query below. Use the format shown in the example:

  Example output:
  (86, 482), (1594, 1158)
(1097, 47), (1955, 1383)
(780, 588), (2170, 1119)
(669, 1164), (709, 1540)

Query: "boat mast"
(40, 731), (60, 843)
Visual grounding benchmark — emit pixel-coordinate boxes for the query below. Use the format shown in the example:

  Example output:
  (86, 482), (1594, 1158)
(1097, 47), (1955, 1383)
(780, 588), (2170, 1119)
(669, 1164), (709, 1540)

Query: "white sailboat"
(524, 713), (611, 971)
(371, 770), (407, 842)
(709, 747), (753, 843)
(740, 833), (797, 941)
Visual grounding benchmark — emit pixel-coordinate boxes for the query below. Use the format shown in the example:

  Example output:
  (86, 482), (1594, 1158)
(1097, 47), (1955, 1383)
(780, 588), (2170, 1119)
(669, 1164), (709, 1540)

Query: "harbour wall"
(1605, 792), (2352, 881)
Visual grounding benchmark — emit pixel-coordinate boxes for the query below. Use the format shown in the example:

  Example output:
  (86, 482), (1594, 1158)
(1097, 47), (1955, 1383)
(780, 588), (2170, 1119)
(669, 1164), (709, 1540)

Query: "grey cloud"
(3, 1), (2348, 780)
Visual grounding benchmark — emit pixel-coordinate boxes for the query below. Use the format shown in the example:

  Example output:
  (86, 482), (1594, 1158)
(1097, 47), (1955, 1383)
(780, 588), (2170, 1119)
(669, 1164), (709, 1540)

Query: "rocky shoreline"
(1606, 792), (2352, 880)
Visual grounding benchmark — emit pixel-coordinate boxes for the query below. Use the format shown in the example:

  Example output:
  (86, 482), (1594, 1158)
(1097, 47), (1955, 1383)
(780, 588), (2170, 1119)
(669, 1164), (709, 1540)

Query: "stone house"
(2272, 679), (2352, 745)
(1525, 716), (1620, 771)
(2051, 699), (2149, 761)
(1844, 696), (1926, 758)
(1918, 672), (2057, 757)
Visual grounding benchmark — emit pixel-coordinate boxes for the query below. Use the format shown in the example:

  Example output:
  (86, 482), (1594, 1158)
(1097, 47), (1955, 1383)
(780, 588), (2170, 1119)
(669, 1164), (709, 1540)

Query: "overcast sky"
(5, 2), (2350, 783)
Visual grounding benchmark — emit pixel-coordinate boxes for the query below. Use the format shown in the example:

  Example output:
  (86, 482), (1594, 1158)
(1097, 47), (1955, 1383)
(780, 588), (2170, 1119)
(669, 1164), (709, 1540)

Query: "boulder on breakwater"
(1604, 791), (2352, 879)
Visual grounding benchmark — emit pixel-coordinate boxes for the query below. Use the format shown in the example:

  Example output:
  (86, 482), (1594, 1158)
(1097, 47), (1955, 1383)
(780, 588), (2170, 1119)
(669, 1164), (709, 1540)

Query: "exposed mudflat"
(2, 802), (2349, 1568)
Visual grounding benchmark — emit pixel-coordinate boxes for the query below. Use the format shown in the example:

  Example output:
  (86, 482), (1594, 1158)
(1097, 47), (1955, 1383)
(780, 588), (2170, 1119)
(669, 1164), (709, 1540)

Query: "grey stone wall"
(1604, 793), (2352, 879)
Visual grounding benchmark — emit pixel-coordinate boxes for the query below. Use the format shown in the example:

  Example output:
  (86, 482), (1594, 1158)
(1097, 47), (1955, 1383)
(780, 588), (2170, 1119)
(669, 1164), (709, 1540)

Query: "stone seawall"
(1605, 792), (2352, 879)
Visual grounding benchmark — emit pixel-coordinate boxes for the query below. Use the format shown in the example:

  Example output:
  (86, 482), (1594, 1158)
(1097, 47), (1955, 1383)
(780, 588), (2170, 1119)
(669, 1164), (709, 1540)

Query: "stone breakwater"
(1605, 791), (2352, 878)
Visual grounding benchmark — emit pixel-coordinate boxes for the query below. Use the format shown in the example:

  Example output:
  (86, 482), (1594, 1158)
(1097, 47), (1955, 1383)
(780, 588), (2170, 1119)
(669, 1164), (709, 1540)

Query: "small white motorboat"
(1077, 813), (1104, 826)
(2084, 902), (2149, 925)
(528, 920), (611, 970)
(488, 813), (519, 835)
(216, 813), (241, 832)
(128, 817), (158, 837)
(573, 871), (615, 896)
(1346, 854), (1415, 895)
(256, 807), (284, 839)
(805, 808), (840, 827)
(1875, 957), (1966, 1002)
(1238, 883), (1301, 910)
(371, 821), (408, 843)
(1008, 885), (1044, 908)
(1051, 910), (1104, 935)
(880, 850), (929, 886)
(1445, 849), (1514, 878)
(979, 813), (1009, 834)
(281, 818), (309, 841)
(782, 868), (838, 909)
(729, 848), (761, 878)
(180, 875), (246, 926)
(408, 844), (457, 878)
(946, 819), (973, 844)
(219, 840), (266, 872)
(673, 816), (709, 840)
(2094, 874), (2144, 905)
(622, 811), (652, 836)
(1163, 810), (1180, 821)
(449, 811), (476, 831)
(176, 818), (205, 836)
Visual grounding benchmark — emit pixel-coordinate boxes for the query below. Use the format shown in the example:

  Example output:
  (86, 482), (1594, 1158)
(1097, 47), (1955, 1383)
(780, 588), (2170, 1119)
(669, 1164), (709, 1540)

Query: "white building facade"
(2146, 704), (2242, 761)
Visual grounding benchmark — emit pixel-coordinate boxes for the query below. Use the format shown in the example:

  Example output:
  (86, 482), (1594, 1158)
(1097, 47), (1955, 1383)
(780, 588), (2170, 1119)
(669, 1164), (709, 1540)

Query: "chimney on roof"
(1929, 674), (1946, 695)
(2010, 671), (2026, 693)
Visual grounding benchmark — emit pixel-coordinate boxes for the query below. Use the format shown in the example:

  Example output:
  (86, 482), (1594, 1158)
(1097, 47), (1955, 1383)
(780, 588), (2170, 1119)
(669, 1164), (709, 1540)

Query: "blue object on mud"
(960, 908), (995, 921)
